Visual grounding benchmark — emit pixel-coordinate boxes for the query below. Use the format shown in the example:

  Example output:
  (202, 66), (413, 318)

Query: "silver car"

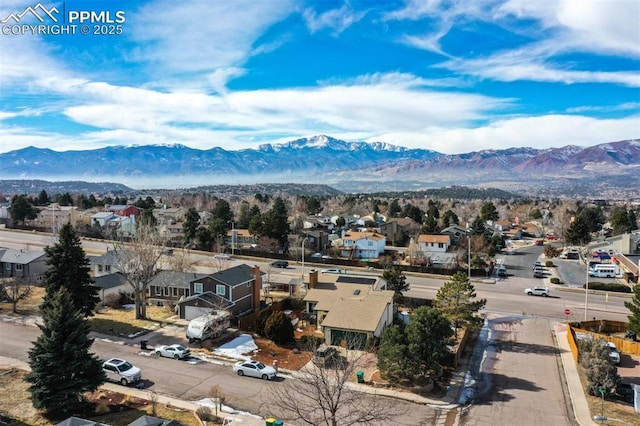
(103, 358), (142, 386)
(233, 360), (277, 380)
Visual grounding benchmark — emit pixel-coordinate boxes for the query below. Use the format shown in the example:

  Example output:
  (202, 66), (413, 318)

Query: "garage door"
(185, 306), (213, 321)
(330, 329), (367, 349)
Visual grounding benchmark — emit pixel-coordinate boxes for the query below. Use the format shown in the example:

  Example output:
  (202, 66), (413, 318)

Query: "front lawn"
(89, 305), (174, 337)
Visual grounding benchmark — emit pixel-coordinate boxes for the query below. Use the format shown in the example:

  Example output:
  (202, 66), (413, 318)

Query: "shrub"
(550, 277), (561, 284)
(583, 282), (631, 293)
(264, 311), (295, 345)
(196, 406), (214, 421)
(94, 402), (110, 415)
(545, 260), (554, 267)
(254, 309), (273, 336)
(298, 335), (324, 350)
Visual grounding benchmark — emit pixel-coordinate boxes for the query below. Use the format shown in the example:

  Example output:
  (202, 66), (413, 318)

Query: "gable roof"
(127, 415), (181, 426)
(176, 291), (234, 310)
(56, 417), (107, 426)
(210, 264), (260, 288)
(342, 231), (385, 241)
(417, 234), (451, 244)
(0, 249), (46, 264)
(304, 283), (393, 333)
(94, 272), (128, 290)
(149, 270), (208, 289)
(90, 251), (118, 266)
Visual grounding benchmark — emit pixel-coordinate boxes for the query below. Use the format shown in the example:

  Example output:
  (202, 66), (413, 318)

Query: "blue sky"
(0, 0), (638, 155)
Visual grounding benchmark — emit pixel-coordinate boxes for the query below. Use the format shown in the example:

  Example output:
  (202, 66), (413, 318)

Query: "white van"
(589, 264), (618, 278)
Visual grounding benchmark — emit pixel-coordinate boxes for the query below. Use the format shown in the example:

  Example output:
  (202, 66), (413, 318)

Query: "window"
(105, 265), (111, 272)
(438, 243), (444, 248)
(194, 283), (203, 294)
(172, 288), (178, 297)
(163, 287), (169, 296)
(216, 284), (225, 295)
(98, 264), (103, 272)
(5, 264), (10, 270)
(155, 286), (162, 295)
(15, 264), (24, 271)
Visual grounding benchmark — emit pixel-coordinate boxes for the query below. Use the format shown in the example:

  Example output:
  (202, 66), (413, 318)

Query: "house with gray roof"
(177, 264), (264, 319)
(0, 248), (48, 283)
(89, 251), (118, 277)
(303, 271), (394, 347)
(94, 272), (130, 302)
(148, 270), (208, 307)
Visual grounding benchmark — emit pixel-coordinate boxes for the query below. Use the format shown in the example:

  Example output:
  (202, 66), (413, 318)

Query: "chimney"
(309, 270), (318, 289)
(252, 265), (262, 311)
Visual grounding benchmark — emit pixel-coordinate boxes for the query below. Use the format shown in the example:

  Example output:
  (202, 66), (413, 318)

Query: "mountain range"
(1, 135), (638, 196)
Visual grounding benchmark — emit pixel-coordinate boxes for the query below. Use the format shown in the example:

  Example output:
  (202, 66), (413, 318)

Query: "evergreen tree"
(382, 266), (409, 302)
(211, 199), (233, 224)
(182, 207), (201, 246)
(43, 223), (99, 317)
(434, 272), (487, 331)
(237, 201), (252, 229)
(10, 194), (38, 225)
(37, 190), (50, 206)
(422, 215), (439, 233)
(580, 339), (620, 396)
(565, 214), (591, 246)
(376, 325), (410, 380)
(480, 202), (499, 222)
(260, 197), (290, 247)
(264, 310), (294, 345)
(442, 209), (459, 227)
(26, 288), (105, 416)
(388, 199), (401, 217)
(625, 283), (640, 336)
(405, 306), (454, 378)
(610, 207), (634, 235)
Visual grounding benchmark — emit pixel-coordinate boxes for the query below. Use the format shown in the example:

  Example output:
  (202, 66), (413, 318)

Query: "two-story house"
(177, 264), (264, 320)
(334, 231), (386, 260)
(105, 204), (141, 218)
(148, 270), (208, 307)
(417, 234), (451, 254)
(0, 248), (48, 283)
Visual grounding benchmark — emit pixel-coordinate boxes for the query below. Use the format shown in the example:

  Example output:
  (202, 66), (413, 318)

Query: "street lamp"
(301, 236), (309, 285)
(466, 226), (472, 280)
(584, 245), (590, 321)
(228, 221), (236, 256)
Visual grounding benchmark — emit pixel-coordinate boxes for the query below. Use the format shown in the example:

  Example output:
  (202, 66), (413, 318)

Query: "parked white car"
(606, 342), (621, 365)
(103, 358), (142, 386)
(321, 268), (343, 274)
(233, 360), (277, 380)
(155, 344), (191, 360)
(524, 287), (549, 297)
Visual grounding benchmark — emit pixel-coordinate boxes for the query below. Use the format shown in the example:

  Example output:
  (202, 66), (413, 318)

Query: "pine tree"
(625, 284), (640, 336)
(382, 266), (409, 302)
(264, 310), (295, 345)
(405, 306), (454, 378)
(43, 223), (100, 317)
(377, 325), (410, 380)
(26, 288), (105, 416)
(434, 272), (487, 331)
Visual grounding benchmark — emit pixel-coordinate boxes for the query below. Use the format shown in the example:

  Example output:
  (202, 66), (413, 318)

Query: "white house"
(335, 231), (386, 260)
(417, 234), (451, 253)
(91, 211), (117, 227)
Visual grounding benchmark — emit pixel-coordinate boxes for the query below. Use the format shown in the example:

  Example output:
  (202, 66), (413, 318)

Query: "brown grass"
(0, 286), (46, 315)
(89, 305), (174, 336)
(0, 369), (211, 426)
(577, 366), (640, 425)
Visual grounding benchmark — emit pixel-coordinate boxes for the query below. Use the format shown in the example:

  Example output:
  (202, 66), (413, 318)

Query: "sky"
(0, 0), (639, 155)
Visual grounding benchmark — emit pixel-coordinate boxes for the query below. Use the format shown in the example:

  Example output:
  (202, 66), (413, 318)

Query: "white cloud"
(129, 0), (295, 87)
(302, 3), (366, 35)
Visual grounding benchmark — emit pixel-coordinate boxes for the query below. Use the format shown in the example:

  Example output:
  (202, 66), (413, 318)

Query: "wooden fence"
(570, 320), (640, 355)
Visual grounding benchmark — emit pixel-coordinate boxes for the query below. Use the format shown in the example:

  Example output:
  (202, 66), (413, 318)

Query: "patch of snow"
(213, 333), (258, 360)
(122, 304), (135, 310)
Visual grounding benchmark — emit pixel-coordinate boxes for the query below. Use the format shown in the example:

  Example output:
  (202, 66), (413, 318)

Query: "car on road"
(533, 261), (542, 270)
(214, 254), (232, 260)
(103, 358), (142, 386)
(533, 270), (545, 278)
(524, 287), (549, 297)
(321, 268), (343, 274)
(606, 342), (621, 365)
(271, 260), (289, 268)
(155, 343), (191, 360)
(233, 360), (277, 380)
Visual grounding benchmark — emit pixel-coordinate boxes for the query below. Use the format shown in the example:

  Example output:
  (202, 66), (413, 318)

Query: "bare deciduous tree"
(112, 223), (167, 319)
(2, 277), (33, 313)
(268, 341), (399, 426)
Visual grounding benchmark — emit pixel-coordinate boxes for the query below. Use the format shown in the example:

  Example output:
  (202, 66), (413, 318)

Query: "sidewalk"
(555, 323), (597, 426)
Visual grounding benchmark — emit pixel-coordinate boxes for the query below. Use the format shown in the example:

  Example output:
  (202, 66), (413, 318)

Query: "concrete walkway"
(555, 323), (598, 426)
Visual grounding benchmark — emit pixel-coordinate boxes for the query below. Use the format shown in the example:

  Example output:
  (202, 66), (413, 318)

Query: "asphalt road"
(0, 229), (633, 425)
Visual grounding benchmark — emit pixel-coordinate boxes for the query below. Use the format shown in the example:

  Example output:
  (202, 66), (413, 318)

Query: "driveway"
(459, 315), (574, 426)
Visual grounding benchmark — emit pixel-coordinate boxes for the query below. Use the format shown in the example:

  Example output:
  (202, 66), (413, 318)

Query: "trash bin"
(140, 340), (149, 350)
(265, 418), (276, 426)
(273, 421), (283, 426)
(356, 370), (364, 383)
